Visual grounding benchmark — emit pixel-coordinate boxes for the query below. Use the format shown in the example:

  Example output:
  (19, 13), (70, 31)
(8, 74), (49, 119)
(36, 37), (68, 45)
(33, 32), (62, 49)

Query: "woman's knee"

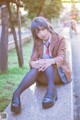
(45, 65), (54, 73)
(31, 68), (39, 74)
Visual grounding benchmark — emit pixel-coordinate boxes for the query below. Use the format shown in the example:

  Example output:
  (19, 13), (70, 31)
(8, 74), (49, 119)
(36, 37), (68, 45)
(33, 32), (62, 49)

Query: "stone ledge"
(4, 82), (73, 120)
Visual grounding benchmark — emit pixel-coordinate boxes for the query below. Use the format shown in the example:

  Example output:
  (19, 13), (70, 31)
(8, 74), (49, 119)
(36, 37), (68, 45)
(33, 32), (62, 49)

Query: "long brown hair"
(31, 17), (54, 40)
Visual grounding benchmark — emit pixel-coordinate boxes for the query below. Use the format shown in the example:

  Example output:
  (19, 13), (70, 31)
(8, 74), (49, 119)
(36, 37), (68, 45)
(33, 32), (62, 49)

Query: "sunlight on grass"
(0, 40), (33, 112)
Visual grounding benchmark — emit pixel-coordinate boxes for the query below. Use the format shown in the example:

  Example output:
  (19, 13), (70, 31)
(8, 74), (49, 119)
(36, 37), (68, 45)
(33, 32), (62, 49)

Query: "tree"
(0, 0), (23, 73)
(0, 4), (8, 73)
(44, 0), (63, 19)
(23, 0), (62, 19)
(7, 3), (24, 67)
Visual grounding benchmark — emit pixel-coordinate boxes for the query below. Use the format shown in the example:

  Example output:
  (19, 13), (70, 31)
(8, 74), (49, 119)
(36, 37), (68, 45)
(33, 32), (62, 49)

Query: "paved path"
(57, 25), (80, 120)
(71, 32), (80, 120)
(63, 25), (80, 119)
(8, 29), (31, 43)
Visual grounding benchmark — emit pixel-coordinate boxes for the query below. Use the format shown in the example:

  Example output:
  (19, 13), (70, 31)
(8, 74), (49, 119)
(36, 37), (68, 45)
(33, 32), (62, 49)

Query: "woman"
(11, 17), (72, 114)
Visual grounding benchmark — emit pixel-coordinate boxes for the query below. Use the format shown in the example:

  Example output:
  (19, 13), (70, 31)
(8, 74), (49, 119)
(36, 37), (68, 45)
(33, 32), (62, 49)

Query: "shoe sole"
(42, 101), (54, 109)
(42, 94), (58, 109)
(11, 103), (21, 114)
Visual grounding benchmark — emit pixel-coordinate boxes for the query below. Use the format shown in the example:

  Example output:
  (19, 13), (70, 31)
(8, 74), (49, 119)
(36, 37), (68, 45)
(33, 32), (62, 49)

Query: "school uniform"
(29, 32), (72, 84)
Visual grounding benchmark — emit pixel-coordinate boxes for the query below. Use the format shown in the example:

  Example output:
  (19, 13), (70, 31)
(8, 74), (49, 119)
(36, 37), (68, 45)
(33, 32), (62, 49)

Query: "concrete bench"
(4, 40), (73, 120)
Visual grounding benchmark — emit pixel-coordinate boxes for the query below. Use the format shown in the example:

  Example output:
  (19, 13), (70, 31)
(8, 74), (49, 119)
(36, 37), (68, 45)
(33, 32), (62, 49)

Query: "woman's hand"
(31, 58), (55, 71)
(38, 59), (55, 71)
(30, 60), (42, 69)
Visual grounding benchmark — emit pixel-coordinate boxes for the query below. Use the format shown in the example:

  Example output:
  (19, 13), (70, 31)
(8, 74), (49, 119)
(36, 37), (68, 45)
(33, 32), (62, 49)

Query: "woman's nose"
(40, 30), (44, 35)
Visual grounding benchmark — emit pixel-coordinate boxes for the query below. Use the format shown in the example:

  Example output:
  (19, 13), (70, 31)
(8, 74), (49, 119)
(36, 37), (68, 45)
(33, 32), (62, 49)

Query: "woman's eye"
(36, 28), (45, 35)
(37, 30), (40, 34)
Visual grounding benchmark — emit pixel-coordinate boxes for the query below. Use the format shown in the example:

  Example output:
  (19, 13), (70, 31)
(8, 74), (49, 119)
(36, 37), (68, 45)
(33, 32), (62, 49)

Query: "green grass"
(0, 40), (33, 112)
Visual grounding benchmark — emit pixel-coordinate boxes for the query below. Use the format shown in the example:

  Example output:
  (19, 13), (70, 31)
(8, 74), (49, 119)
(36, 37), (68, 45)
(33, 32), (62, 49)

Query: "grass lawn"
(0, 40), (33, 112)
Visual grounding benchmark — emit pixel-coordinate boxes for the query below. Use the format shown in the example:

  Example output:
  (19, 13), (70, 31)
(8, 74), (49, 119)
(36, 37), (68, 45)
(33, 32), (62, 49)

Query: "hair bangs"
(31, 17), (49, 39)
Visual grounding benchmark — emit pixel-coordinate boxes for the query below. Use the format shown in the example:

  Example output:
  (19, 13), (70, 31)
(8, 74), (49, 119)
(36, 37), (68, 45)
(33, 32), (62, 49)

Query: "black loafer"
(11, 96), (21, 114)
(42, 92), (58, 109)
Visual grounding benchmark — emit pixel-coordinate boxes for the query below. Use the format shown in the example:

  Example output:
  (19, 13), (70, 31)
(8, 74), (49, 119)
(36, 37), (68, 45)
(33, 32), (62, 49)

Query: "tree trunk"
(7, 3), (23, 67)
(17, 6), (24, 65)
(37, 0), (45, 16)
(0, 4), (8, 73)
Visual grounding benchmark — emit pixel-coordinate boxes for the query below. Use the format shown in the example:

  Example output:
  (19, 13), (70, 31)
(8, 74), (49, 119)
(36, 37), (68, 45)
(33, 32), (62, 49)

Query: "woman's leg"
(44, 65), (56, 97)
(38, 54), (58, 108)
(42, 65), (58, 109)
(14, 68), (39, 96)
(11, 68), (39, 113)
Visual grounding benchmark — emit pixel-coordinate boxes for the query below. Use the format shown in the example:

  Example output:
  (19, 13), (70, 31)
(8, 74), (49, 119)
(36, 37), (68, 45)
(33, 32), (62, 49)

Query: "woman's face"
(36, 27), (51, 41)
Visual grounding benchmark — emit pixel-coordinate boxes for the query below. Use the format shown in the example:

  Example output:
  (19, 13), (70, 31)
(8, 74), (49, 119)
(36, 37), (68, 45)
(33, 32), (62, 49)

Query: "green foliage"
(23, 0), (43, 19)
(23, 0), (62, 19)
(44, 0), (63, 19)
